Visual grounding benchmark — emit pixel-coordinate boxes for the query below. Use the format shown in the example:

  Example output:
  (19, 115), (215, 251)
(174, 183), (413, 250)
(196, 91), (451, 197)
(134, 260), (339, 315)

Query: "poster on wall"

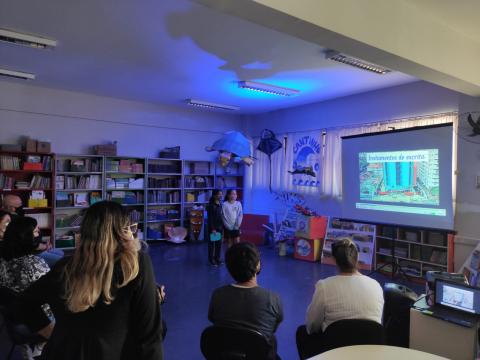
(289, 131), (322, 187)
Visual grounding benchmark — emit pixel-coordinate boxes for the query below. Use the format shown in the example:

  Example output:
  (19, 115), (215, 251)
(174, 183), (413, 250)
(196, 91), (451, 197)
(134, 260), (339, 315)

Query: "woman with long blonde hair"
(15, 201), (164, 360)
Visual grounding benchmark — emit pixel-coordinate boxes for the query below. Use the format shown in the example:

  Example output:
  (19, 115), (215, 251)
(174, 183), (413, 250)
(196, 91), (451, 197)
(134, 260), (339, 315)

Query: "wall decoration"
(289, 131), (322, 187)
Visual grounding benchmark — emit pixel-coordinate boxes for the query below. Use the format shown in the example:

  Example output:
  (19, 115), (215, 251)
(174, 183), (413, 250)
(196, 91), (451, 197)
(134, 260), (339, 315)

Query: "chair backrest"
(323, 319), (385, 352)
(200, 325), (273, 360)
(383, 283), (417, 347)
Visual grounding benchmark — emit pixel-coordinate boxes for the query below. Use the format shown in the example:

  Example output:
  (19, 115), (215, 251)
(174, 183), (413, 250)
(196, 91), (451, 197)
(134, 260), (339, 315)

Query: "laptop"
(421, 279), (480, 327)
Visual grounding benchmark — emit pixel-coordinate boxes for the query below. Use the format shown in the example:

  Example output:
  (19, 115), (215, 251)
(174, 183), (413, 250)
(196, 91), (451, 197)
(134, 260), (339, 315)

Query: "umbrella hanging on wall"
(257, 129), (283, 192)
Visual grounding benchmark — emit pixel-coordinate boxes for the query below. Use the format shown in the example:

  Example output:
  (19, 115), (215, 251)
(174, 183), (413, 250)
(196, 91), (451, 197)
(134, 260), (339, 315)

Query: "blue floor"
(1, 242), (422, 359)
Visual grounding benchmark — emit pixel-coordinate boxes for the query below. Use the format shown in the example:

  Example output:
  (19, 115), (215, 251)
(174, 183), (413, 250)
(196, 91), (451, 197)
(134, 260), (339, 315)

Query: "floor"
(1, 242), (422, 360)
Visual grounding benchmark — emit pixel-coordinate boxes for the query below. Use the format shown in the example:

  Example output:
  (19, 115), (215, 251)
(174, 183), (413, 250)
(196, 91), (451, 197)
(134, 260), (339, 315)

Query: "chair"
(240, 214), (269, 245)
(0, 287), (45, 360)
(383, 282), (418, 347)
(322, 319), (385, 353)
(200, 325), (275, 360)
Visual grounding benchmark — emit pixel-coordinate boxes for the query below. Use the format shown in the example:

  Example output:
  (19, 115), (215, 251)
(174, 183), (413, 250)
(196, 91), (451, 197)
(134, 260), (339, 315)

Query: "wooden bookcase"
(54, 154), (104, 249)
(375, 224), (454, 279)
(0, 151), (55, 247)
(214, 161), (244, 202)
(145, 158), (183, 241)
(104, 156), (146, 240)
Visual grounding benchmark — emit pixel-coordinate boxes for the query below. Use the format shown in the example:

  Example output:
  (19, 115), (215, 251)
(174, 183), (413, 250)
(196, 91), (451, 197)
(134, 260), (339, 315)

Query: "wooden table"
(307, 345), (449, 360)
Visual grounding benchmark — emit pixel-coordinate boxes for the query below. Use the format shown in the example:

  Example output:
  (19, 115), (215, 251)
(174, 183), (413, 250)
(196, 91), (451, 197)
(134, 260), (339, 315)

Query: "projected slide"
(359, 149), (439, 206)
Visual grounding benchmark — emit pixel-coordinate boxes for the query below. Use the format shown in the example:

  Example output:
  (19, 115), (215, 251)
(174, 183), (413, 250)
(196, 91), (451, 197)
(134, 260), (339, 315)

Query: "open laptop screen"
(435, 279), (480, 315)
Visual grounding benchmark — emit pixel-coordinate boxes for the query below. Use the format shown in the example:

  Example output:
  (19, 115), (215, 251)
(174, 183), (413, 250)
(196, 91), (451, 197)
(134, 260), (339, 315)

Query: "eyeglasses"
(125, 223), (138, 235)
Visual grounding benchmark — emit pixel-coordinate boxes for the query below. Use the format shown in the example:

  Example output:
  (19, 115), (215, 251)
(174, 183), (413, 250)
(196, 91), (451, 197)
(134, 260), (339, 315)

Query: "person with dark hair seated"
(0, 216), (53, 358)
(296, 238), (384, 360)
(208, 242), (283, 358)
(0, 216), (50, 292)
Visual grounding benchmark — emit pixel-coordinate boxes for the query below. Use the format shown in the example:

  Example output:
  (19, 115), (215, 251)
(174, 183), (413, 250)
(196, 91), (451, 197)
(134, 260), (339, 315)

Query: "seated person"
(0, 210), (11, 240)
(296, 238), (384, 359)
(208, 242), (283, 358)
(0, 216), (53, 359)
(2, 194), (63, 267)
(0, 216), (50, 292)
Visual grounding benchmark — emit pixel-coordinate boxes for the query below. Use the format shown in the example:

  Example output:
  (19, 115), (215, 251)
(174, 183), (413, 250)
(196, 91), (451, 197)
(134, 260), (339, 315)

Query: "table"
(307, 345), (448, 360)
(410, 306), (478, 360)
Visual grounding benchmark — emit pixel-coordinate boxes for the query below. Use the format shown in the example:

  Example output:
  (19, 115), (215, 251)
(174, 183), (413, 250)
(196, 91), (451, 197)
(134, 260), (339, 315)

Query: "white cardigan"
(306, 274), (384, 333)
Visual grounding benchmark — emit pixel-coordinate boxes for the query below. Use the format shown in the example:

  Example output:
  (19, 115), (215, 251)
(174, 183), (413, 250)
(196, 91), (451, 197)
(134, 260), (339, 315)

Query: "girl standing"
(222, 189), (243, 247)
(206, 189), (224, 266)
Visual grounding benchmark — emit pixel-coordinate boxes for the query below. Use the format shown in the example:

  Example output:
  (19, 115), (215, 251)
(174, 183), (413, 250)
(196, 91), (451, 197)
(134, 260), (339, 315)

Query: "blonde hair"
(64, 201), (141, 313)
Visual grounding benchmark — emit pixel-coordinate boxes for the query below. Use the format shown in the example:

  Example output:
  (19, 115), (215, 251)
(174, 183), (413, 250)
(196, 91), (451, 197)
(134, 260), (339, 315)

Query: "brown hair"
(64, 201), (140, 312)
(332, 238), (358, 273)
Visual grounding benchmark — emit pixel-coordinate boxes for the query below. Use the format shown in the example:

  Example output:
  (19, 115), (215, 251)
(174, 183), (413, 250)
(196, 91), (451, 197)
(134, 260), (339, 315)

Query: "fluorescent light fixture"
(186, 99), (239, 111)
(326, 50), (390, 75)
(238, 81), (300, 96)
(0, 68), (35, 80)
(0, 28), (57, 49)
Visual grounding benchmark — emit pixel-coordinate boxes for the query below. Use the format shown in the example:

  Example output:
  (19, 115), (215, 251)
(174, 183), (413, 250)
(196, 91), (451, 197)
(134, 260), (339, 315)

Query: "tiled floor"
(1, 242), (422, 359)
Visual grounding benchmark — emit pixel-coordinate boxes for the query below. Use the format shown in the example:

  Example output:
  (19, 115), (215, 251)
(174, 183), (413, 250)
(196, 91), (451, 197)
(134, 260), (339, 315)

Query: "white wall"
(0, 81), (242, 159)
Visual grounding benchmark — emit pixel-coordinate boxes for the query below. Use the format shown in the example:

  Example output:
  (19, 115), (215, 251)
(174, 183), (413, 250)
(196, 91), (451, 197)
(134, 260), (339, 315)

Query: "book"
(74, 192), (89, 207)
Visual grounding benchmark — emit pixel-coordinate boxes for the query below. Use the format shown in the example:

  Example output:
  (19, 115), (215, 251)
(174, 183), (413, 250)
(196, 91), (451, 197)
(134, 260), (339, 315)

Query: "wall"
(0, 80), (242, 159)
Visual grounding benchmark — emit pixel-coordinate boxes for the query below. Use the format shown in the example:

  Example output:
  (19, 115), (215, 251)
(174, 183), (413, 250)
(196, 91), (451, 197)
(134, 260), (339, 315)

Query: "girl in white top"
(221, 189), (243, 247)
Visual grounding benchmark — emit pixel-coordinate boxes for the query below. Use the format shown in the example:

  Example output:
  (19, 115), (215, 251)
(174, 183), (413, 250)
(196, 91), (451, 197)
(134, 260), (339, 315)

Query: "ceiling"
(403, 0), (480, 44)
(0, 0), (419, 114)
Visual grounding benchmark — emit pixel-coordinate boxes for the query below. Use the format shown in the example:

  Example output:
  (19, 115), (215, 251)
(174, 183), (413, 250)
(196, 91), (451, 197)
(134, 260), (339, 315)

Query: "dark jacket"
(14, 251), (163, 360)
(207, 201), (224, 232)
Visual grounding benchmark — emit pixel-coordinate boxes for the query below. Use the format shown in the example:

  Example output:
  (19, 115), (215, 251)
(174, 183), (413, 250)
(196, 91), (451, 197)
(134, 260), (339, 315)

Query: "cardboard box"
(94, 143), (117, 156)
(25, 138), (37, 152)
(23, 162), (43, 171)
(295, 215), (328, 240)
(294, 238), (322, 262)
(37, 141), (51, 153)
(0, 144), (22, 152)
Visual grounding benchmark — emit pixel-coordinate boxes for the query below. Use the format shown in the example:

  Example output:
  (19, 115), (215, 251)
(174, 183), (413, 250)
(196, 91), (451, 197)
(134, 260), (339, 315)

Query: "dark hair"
(331, 238), (358, 273)
(225, 242), (260, 283)
(0, 210), (10, 222)
(224, 189), (237, 202)
(0, 216), (38, 261)
(209, 189), (222, 205)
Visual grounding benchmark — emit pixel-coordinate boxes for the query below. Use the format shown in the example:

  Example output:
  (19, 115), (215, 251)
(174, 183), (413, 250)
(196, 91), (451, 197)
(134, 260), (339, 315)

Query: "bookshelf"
(145, 158), (183, 241)
(0, 151), (54, 247)
(54, 154), (104, 249)
(374, 224), (454, 279)
(214, 162), (245, 202)
(105, 156), (146, 240)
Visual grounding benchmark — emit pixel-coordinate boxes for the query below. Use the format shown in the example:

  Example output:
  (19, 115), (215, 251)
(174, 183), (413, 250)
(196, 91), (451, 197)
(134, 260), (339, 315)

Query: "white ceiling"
(0, 0), (419, 114)
(403, 0), (480, 44)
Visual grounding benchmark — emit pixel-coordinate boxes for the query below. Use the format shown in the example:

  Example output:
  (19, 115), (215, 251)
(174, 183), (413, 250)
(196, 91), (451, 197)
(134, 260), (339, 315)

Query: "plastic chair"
(200, 325), (275, 360)
(0, 287), (45, 360)
(322, 319), (385, 353)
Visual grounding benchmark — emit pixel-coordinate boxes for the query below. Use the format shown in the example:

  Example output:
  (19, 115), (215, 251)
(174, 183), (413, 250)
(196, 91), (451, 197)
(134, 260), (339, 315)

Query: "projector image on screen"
(359, 149), (439, 206)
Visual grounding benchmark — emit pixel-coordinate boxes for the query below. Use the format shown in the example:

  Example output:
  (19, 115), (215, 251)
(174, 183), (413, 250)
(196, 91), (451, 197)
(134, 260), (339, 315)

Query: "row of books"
(106, 177), (144, 189)
(188, 162), (210, 174)
(148, 191), (181, 204)
(184, 176), (213, 188)
(0, 174), (14, 189)
(216, 176), (240, 188)
(0, 155), (52, 171)
(128, 209), (143, 223)
(107, 191), (144, 204)
(106, 159), (144, 173)
(56, 175), (102, 190)
(3, 175), (52, 190)
(147, 209), (180, 221)
(148, 177), (180, 188)
(185, 191), (210, 203)
(148, 163), (180, 174)
(56, 191), (102, 207)
(56, 158), (102, 172)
